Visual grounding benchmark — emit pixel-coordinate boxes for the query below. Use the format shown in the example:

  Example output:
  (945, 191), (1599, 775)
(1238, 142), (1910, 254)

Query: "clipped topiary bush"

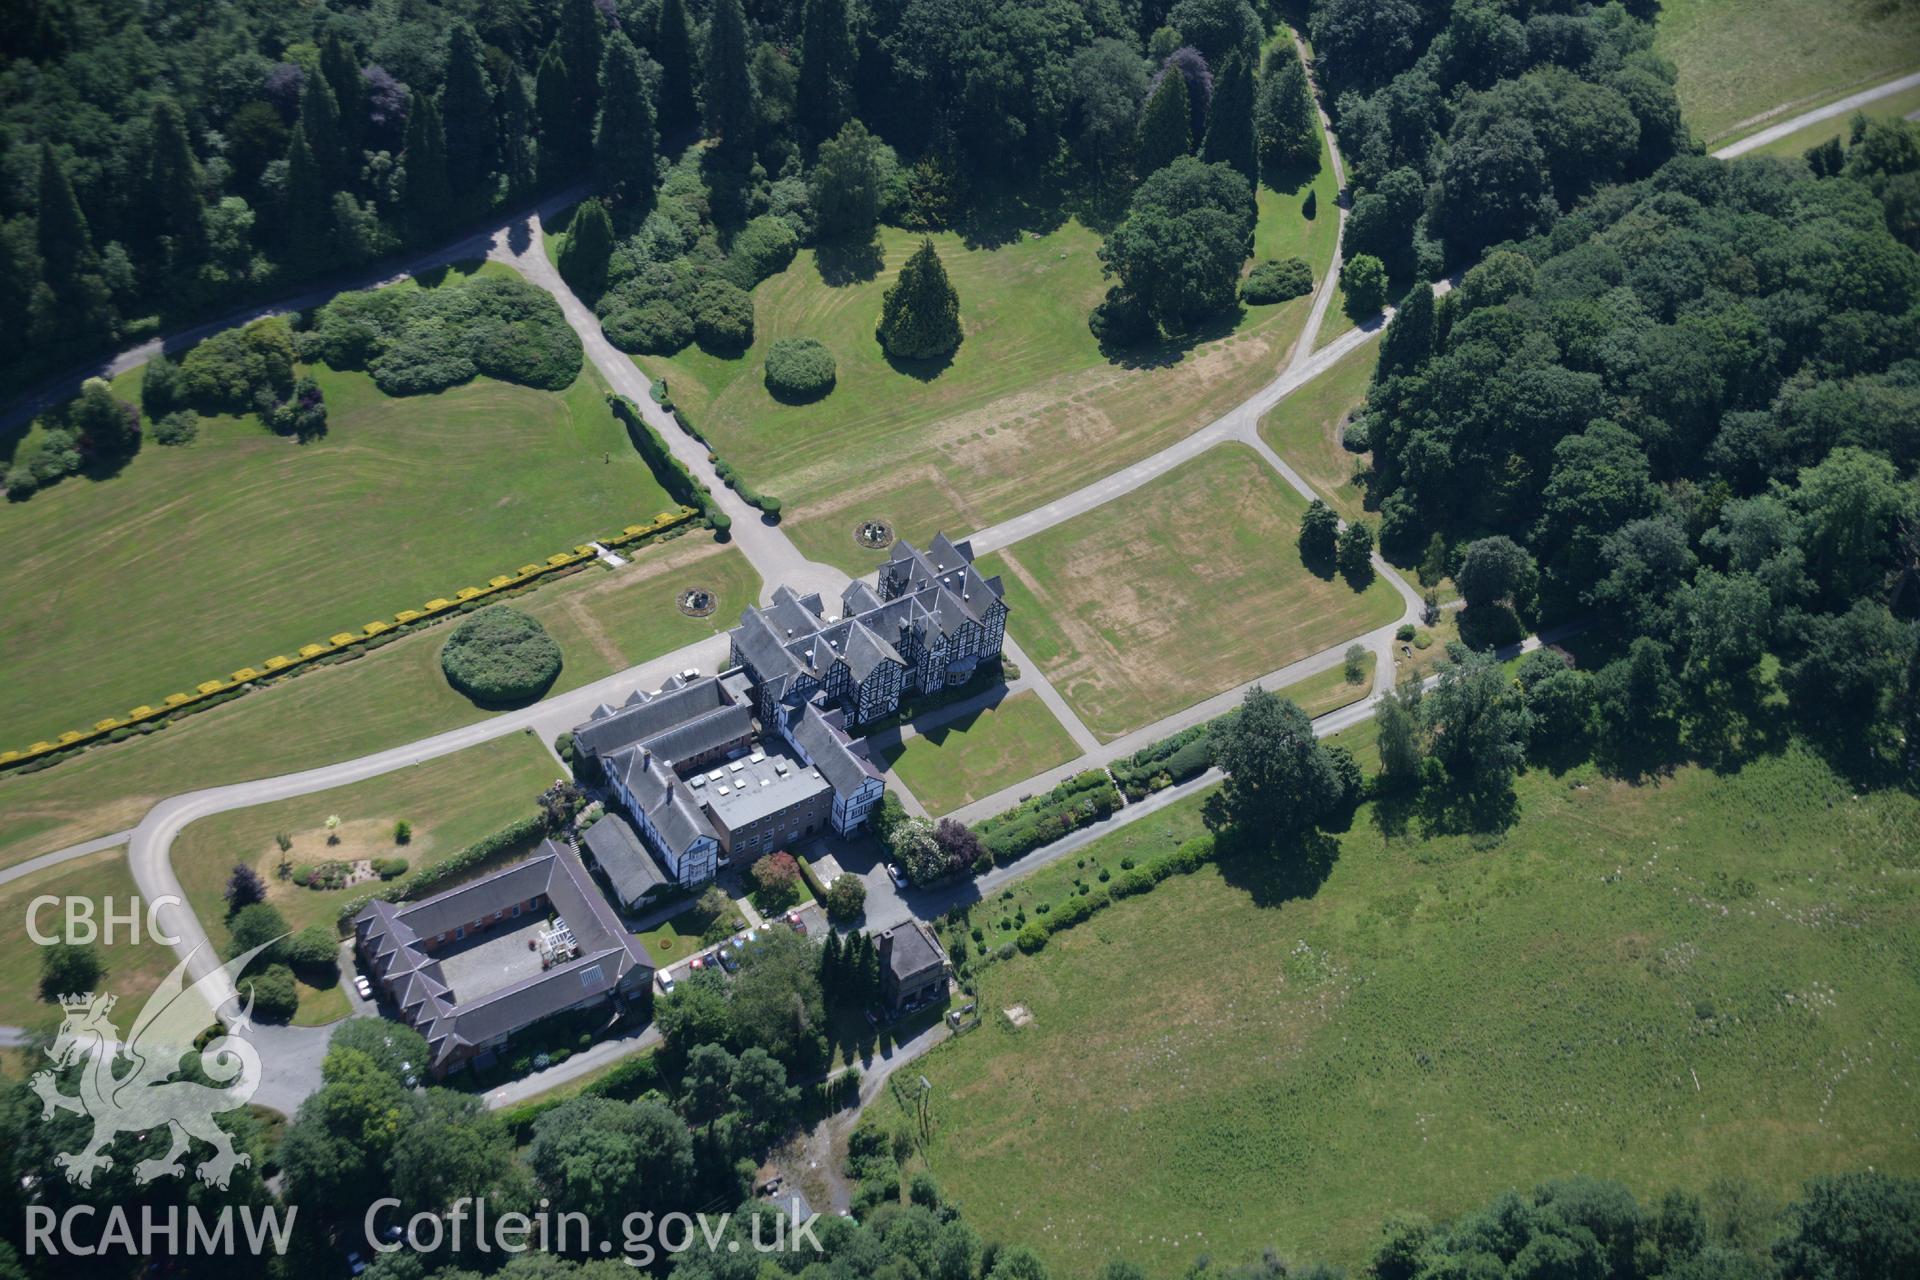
(764, 338), (837, 401)
(725, 215), (799, 289)
(1241, 257), (1314, 304)
(440, 606), (563, 705)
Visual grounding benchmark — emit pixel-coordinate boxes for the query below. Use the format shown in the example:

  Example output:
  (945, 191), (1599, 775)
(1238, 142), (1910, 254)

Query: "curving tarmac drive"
(9, 81), (1879, 1111)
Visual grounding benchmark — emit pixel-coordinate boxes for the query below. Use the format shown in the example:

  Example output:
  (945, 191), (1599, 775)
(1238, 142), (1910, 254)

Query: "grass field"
(0, 276), (679, 752)
(172, 732), (560, 940)
(976, 444), (1404, 740)
(1259, 341), (1377, 522)
(1655, 0), (1920, 140)
(0, 536), (759, 870)
(910, 738), (1920, 1275)
(1283, 652), (1375, 716)
(0, 848), (177, 1028)
(629, 130), (1341, 576)
(1751, 85), (1920, 157)
(872, 691), (1084, 816)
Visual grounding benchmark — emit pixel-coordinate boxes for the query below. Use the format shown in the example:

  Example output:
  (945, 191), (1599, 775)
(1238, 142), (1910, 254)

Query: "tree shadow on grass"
(1099, 306), (1247, 371)
(1211, 826), (1341, 909)
(883, 345), (958, 382)
(814, 234), (885, 287)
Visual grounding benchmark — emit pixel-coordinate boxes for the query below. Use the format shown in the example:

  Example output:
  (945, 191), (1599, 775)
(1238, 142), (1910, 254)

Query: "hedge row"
(1108, 710), (1239, 800)
(649, 384), (784, 521)
(605, 393), (715, 521)
(497, 1043), (668, 1141)
(335, 813), (549, 928)
(975, 769), (1122, 864)
(1014, 833), (1215, 954)
(2, 500), (694, 773)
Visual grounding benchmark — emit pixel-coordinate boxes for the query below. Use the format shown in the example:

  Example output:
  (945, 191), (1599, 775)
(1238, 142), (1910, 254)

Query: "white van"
(657, 968), (677, 995)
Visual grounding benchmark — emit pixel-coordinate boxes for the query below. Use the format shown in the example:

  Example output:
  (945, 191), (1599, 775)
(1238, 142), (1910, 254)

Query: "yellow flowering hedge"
(3, 506), (698, 769)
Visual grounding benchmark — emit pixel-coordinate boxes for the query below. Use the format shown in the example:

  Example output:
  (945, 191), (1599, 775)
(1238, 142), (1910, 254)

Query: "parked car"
(353, 975), (373, 1000)
(887, 863), (908, 889)
(689, 956), (704, 972)
(657, 969), (677, 995)
(785, 910), (807, 934)
(715, 947), (739, 974)
(681, 667), (700, 681)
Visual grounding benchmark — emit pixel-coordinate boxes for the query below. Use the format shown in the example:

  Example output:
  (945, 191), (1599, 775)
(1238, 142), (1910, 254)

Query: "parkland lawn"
(977, 443), (1403, 740)
(909, 737), (1920, 1275)
(627, 127), (1341, 576)
(0, 322), (678, 753)
(173, 732), (559, 941)
(1259, 340), (1378, 521)
(1750, 86), (1920, 159)
(0, 847), (177, 1028)
(871, 691), (1083, 816)
(1655, 0), (1920, 140)
(0, 535), (759, 870)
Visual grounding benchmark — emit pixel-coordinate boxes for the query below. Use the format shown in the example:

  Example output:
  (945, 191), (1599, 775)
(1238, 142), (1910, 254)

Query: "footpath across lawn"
(173, 731), (561, 939)
(909, 736), (1920, 1275)
(636, 138), (1340, 576)
(1259, 341), (1378, 523)
(1655, 0), (1920, 140)
(872, 691), (1083, 816)
(979, 443), (1403, 741)
(0, 273), (679, 753)
(0, 848), (176, 1029)
(0, 536), (758, 871)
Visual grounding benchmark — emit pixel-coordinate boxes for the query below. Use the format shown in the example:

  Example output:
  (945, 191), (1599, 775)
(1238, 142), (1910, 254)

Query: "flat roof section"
(696, 742), (831, 831)
(432, 916), (553, 1003)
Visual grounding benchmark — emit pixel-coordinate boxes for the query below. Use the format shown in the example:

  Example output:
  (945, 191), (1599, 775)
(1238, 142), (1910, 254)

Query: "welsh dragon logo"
(31, 944), (272, 1190)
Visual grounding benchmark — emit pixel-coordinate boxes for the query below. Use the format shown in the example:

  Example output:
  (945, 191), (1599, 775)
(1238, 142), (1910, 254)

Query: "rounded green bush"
(692, 278), (755, 352)
(605, 300), (694, 355)
(764, 338), (837, 400)
(1241, 257), (1314, 304)
(440, 606), (563, 705)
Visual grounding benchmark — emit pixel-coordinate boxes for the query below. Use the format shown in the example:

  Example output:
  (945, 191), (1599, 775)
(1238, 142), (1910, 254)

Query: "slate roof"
(729, 533), (1005, 699)
(608, 746), (720, 859)
(789, 703), (883, 794)
(353, 841), (653, 1070)
(573, 678), (734, 758)
(583, 812), (669, 904)
(880, 920), (945, 984)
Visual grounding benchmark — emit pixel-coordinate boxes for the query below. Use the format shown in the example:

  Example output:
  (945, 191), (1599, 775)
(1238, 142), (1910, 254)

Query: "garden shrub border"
(975, 769), (1123, 864)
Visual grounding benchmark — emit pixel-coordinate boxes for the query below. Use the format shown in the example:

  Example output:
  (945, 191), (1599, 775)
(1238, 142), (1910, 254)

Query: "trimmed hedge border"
(646, 384), (785, 520)
(336, 813), (548, 928)
(4, 503), (696, 774)
(1014, 833), (1215, 954)
(976, 769), (1122, 864)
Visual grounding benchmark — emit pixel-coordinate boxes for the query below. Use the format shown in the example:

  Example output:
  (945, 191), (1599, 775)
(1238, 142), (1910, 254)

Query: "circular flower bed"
(764, 338), (837, 401)
(440, 606), (563, 705)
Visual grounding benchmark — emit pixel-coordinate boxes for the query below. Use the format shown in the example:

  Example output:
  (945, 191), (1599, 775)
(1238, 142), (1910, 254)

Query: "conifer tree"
(877, 238), (963, 361)
(402, 95), (451, 237)
(1202, 52), (1257, 185)
(654, 0), (701, 140)
(703, 0), (756, 149)
(319, 32), (364, 153)
(147, 98), (206, 265)
(557, 196), (614, 298)
(35, 143), (93, 292)
(299, 66), (348, 188)
(283, 125), (331, 264)
(441, 21), (497, 199)
(1377, 281), (1435, 380)
(820, 930), (843, 995)
(1135, 71), (1191, 176)
(500, 73), (538, 199)
(1255, 47), (1320, 178)
(798, 0), (855, 143)
(859, 933), (881, 1004)
(536, 42), (580, 180)
(558, 0), (607, 132)
(595, 33), (657, 206)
